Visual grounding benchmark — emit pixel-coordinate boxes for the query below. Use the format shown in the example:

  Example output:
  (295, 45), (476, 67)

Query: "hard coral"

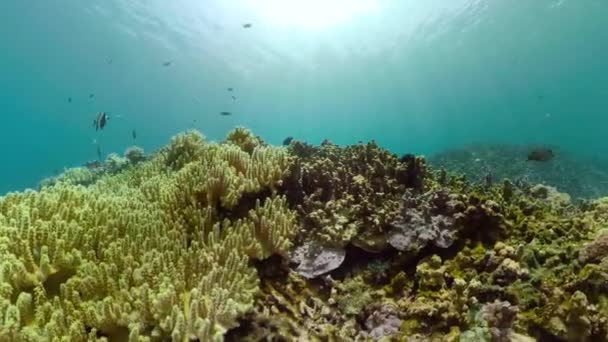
(284, 139), (415, 252)
(389, 188), (465, 254)
(124, 145), (146, 165)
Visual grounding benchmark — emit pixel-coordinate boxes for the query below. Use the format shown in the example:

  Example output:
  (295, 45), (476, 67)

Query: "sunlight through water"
(242, 0), (380, 30)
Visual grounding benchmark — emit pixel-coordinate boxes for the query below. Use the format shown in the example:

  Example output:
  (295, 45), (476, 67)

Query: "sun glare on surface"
(244, 0), (379, 30)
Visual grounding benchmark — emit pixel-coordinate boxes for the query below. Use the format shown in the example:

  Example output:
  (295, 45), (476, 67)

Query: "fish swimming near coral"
(242, 23), (252, 28)
(93, 112), (109, 131)
(132, 129), (137, 139)
(283, 136), (294, 146)
(527, 148), (554, 162)
(220, 111), (232, 116)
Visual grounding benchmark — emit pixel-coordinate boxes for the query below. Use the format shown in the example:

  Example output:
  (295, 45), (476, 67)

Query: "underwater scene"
(2, 0), (608, 341)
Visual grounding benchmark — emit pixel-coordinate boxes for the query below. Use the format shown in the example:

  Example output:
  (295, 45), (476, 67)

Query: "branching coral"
(0, 129), (297, 341)
(224, 127), (264, 155)
(284, 140), (420, 253)
(124, 146), (146, 165)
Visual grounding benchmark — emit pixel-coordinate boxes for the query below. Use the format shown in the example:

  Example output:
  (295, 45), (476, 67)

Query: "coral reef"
(430, 143), (608, 199)
(6, 127), (608, 341)
(0, 128), (295, 341)
(124, 146), (147, 165)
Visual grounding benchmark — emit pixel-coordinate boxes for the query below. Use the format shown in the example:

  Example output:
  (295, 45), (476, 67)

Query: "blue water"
(1, 0), (607, 194)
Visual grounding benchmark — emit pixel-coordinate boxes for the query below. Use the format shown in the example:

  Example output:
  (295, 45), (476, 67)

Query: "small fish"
(283, 136), (294, 146)
(537, 94), (544, 100)
(107, 59), (113, 65)
(132, 129), (137, 139)
(68, 97), (72, 103)
(220, 111), (232, 116)
(242, 23), (252, 28)
(93, 112), (109, 131)
(89, 93), (94, 99)
(231, 95), (236, 100)
(227, 87), (233, 92)
(162, 61), (172, 67)
(527, 148), (554, 162)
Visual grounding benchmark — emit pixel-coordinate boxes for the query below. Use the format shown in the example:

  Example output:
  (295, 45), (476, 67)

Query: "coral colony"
(2, 127), (608, 341)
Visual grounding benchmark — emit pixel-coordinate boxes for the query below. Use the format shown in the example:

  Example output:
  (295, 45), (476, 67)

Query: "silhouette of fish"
(68, 97), (72, 103)
(231, 95), (236, 100)
(220, 111), (232, 116)
(527, 148), (554, 162)
(93, 112), (109, 131)
(243, 23), (252, 28)
(132, 129), (137, 139)
(89, 93), (94, 99)
(162, 61), (172, 67)
(227, 87), (233, 92)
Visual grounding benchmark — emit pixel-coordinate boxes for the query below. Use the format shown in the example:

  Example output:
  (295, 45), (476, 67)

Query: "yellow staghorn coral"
(0, 129), (297, 341)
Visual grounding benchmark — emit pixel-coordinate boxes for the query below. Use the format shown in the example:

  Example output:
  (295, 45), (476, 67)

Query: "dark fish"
(282, 136), (293, 146)
(220, 111), (232, 116)
(227, 87), (233, 92)
(68, 97), (72, 103)
(89, 93), (94, 99)
(537, 94), (544, 100)
(231, 95), (236, 100)
(107, 59), (113, 65)
(132, 129), (137, 139)
(93, 112), (109, 131)
(162, 61), (172, 67)
(243, 23), (252, 28)
(527, 148), (554, 162)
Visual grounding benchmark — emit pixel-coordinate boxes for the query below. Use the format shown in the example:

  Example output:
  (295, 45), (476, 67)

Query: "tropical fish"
(220, 111), (232, 116)
(243, 23), (252, 28)
(93, 112), (109, 131)
(527, 148), (554, 162)
(283, 136), (294, 146)
(162, 61), (172, 66)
